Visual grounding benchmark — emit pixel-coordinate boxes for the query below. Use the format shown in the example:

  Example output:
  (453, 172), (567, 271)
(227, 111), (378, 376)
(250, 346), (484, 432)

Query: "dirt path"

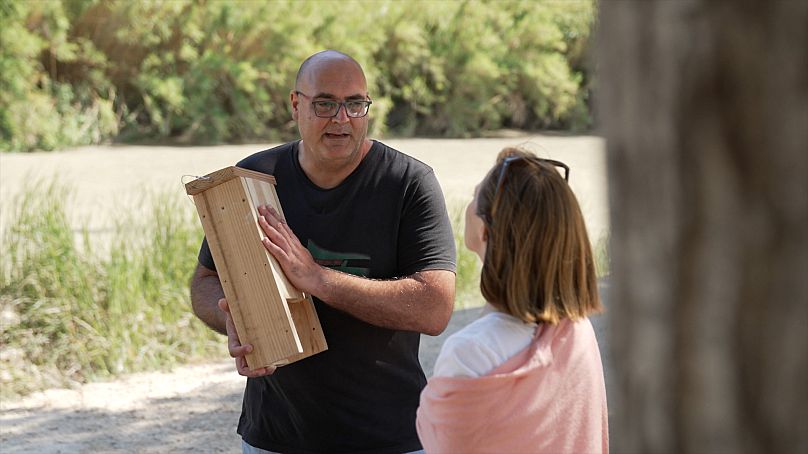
(1, 304), (612, 453)
(0, 135), (609, 452)
(0, 360), (244, 453)
(0, 308), (484, 453)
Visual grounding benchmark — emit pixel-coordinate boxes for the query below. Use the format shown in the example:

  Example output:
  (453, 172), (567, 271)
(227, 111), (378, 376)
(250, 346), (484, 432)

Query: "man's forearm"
(190, 266), (227, 335)
(257, 207), (455, 334)
(312, 268), (456, 336)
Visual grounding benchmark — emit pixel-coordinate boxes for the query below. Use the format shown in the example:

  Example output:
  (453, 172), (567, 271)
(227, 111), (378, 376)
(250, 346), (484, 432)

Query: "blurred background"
(1, 0), (594, 151)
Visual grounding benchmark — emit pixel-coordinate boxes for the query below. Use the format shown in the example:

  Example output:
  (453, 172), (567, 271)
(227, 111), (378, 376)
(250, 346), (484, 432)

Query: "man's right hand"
(217, 298), (276, 378)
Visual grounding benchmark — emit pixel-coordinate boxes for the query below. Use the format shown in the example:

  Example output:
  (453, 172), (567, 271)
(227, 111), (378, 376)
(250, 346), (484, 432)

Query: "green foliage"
(0, 1), (119, 151)
(449, 201), (485, 309)
(376, 0), (595, 136)
(1, 0), (596, 150)
(0, 180), (222, 398)
(1, 0), (595, 151)
(593, 231), (611, 277)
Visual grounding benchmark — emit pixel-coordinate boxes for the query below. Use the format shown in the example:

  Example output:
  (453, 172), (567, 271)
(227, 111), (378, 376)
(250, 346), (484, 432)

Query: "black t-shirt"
(197, 140), (456, 453)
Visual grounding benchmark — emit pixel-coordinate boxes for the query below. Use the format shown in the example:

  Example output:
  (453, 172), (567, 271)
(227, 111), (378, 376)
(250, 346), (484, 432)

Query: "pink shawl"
(416, 318), (609, 454)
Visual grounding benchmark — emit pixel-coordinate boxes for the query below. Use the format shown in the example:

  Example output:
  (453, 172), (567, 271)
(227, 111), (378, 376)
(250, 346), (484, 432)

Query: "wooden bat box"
(185, 166), (327, 370)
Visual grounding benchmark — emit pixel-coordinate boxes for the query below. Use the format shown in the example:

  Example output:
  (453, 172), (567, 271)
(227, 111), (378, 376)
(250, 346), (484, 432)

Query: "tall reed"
(0, 180), (222, 399)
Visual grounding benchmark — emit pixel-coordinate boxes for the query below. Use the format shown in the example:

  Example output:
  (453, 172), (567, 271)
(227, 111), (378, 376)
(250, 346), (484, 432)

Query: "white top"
(432, 305), (538, 378)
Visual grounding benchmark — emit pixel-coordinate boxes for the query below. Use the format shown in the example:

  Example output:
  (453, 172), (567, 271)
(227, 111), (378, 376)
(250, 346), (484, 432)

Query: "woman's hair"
(476, 146), (602, 324)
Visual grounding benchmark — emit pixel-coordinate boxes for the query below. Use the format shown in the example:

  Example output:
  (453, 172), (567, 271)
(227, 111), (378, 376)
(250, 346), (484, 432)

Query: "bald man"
(190, 50), (456, 453)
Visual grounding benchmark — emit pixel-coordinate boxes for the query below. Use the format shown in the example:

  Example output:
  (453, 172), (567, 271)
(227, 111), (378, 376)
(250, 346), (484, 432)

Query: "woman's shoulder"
(432, 311), (536, 378)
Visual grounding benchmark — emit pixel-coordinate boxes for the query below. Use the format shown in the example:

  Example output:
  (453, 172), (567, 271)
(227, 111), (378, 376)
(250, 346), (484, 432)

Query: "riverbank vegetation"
(1, 0), (595, 152)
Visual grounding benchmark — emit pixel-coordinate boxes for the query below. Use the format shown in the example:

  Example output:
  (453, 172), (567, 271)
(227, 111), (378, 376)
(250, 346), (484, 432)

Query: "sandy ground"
(0, 307), (478, 453)
(0, 305), (611, 453)
(0, 135), (610, 452)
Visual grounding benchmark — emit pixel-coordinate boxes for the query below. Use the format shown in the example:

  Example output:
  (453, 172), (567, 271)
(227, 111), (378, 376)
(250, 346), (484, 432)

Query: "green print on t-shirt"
(307, 240), (370, 277)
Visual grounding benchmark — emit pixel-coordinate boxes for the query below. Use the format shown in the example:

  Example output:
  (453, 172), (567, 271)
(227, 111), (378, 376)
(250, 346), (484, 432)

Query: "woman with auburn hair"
(416, 147), (609, 454)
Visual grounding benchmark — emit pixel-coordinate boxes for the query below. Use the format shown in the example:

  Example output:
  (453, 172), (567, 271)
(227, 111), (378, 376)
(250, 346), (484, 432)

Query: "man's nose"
(331, 104), (350, 123)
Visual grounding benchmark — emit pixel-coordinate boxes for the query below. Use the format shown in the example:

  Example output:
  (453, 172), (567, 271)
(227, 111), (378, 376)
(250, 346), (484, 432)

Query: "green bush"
(375, 1), (595, 136)
(0, 1), (119, 151)
(0, 180), (222, 398)
(1, 0), (595, 151)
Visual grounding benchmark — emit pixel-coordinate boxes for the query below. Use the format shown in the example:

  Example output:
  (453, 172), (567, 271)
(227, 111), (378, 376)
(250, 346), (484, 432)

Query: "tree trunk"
(598, 1), (808, 453)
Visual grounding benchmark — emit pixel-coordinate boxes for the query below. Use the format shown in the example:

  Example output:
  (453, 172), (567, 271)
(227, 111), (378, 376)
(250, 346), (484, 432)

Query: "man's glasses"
(489, 155), (570, 222)
(295, 91), (372, 118)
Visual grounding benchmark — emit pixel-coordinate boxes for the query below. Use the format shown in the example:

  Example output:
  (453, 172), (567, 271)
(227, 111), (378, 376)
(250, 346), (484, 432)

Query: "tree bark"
(598, 1), (808, 453)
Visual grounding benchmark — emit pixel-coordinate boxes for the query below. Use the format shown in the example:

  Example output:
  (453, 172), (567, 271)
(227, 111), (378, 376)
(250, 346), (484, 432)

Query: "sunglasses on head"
(488, 155), (570, 223)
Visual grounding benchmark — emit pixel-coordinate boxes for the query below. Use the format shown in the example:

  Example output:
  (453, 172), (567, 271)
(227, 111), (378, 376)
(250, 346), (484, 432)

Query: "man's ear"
(290, 91), (300, 120)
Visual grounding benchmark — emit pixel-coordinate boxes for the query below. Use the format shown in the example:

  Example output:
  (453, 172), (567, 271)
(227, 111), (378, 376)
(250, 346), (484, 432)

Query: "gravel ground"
(0, 135), (610, 453)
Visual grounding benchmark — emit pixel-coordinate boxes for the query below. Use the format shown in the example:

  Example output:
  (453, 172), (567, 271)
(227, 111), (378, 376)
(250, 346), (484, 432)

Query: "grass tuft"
(593, 232), (611, 278)
(0, 180), (223, 399)
(448, 201), (484, 309)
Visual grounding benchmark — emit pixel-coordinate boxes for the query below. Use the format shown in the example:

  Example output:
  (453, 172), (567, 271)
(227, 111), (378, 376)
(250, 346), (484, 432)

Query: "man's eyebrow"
(311, 92), (367, 100)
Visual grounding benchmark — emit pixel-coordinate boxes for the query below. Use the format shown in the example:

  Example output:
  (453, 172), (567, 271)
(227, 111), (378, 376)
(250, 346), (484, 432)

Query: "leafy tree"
(1, 0), (595, 151)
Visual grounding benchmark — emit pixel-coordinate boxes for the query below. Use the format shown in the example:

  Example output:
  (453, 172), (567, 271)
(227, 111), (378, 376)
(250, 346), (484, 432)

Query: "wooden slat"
(243, 177), (302, 301)
(185, 166), (277, 195)
(242, 179), (326, 361)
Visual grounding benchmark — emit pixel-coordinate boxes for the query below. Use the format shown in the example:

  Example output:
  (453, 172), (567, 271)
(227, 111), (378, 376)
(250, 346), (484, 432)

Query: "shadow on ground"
(0, 364), (244, 453)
